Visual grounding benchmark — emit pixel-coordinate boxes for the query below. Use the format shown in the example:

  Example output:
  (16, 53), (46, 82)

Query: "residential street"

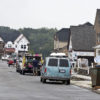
(0, 61), (100, 100)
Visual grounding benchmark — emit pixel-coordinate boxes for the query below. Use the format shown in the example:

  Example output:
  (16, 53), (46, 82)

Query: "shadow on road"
(43, 81), (64, 85)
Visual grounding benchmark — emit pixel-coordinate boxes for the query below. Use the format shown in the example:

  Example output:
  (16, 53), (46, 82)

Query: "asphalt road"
(0, 60), (100, 100)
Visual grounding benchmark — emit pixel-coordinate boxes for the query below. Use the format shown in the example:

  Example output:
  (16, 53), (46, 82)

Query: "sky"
(0, 0), (100, 29)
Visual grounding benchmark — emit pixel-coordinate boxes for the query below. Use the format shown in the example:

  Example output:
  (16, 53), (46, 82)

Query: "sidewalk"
(72, 73), (91, 81)
(71, 73), (100, 94)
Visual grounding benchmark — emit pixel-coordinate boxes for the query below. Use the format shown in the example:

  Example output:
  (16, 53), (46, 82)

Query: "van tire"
(16, 69), (18, 72)
(66, 80), (70, 85)
(20, 70), (22, 74)
(64, 80), (70, 85)
(22, 70), (25, 75)
(42, 79), (46, 83)
(62, 81), (65, 84)
(40, 78), (42, 82)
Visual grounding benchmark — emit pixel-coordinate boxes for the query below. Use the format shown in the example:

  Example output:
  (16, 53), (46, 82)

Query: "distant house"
(54, 28), (70, 55)
(68, 22), (96, 66)
(0, 37), (4, 58)
(14, 34), (30, 55)
(0, 33), (30, 56)
(94, 9), (100, 57)
(4, 41), (15, 55)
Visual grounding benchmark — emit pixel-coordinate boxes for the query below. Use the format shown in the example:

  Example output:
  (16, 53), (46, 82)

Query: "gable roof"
(56, 28), (70, 42)
(0, 31), (20, 43)
(14, 34), (30, 44)
(70, 22), (96, 51)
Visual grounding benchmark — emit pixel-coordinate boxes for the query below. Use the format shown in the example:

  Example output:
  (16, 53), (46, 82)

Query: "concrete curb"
(71, 74), (91, 81)
(73, 83), (100, 94)
(71, 76), (100, 94)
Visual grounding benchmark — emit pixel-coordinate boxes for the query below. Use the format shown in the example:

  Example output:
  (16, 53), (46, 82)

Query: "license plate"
(59, 69), (66, 73)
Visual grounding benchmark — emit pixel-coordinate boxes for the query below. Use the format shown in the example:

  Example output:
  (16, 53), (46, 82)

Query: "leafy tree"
(0, 26), (57, 57)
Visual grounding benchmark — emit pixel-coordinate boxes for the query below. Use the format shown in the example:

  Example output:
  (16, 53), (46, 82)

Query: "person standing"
(33, 58), (39, 76)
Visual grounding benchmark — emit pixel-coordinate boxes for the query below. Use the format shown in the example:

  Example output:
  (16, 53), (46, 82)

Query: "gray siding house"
(68, 22), (96, 66)
(54, 28), (70, 55)
(0, 37), (4, 58)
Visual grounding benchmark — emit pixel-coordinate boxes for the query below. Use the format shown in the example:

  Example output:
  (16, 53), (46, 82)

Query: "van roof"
(46, 56), (68, 59)
(50, 52), (67, 57)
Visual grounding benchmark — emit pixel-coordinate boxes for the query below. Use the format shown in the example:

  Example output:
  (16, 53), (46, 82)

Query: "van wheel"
(40, 78), (42, 82)
(65, 80), (70, 85)
(42, 79), (46, 83)
(19, 70), (22, 74)
(67, 80), (70, 85)
(62, 81), (65, 84)
(22, 70), (25, 75)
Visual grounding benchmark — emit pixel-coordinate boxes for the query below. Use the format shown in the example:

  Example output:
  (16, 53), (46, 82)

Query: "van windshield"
(48, 59), (58, 66)
(59, 59), (69, 67)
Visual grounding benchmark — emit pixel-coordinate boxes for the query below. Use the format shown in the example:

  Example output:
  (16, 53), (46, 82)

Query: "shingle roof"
(70, 22), (96, 51)
(0, 31), (20, 43)
(56, 28), (70, 42)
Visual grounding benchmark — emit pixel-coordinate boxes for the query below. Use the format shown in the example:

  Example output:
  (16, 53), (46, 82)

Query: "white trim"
(93, 44), (100, 49)
(72, 51), (94, 57)
(0, 37), (4, 42)
(14, 34), (30, 44)
(68, 35), (72, 51)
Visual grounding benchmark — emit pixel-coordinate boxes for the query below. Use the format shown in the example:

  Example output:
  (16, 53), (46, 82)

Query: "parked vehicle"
(16, 56), (33, 75)
(1, 55), (9, 61)
(16, 55), (42, 75)
(8, 58), (14, 66)
(40, 56), (71, 85)
(16, 57), (23, 73)
(21, 55), (34, 75)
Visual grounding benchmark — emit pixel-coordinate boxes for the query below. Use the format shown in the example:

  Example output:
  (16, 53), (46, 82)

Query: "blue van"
(40, 56), (71, 85)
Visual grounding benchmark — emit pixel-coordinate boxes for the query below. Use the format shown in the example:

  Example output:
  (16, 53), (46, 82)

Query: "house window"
(21, 45), (23, 49)
(24, 45), (26, 49)
(8, 44), (12, 48)
(21, 45), (26, 49)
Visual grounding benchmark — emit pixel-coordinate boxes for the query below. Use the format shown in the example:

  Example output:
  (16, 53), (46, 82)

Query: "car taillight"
(44, 68), (47, 73)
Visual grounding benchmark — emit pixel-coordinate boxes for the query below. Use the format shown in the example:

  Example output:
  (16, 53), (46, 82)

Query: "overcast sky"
(0, 0), (99, 29)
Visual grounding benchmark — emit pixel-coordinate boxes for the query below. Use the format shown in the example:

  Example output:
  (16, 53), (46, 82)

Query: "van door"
(47, 58), (59, 77)
(58, 59), (71, 78)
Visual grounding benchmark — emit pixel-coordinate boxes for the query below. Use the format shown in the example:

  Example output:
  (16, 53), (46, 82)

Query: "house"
(0, 37), (4, 58)
(54, 28), (70, 55)
(68, 22), (96, 66)
(94, 9), (100, 57)
(4, 41), (15, 55)
(0, 33), (30, 56)
(14, 34), (30, 55)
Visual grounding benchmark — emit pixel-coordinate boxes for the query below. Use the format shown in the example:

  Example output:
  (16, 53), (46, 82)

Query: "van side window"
(60, 59), (69, 67)
(48, 59), (58, 66)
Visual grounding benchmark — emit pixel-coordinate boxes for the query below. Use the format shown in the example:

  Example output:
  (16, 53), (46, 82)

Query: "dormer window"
(8, 44), (12, 48)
